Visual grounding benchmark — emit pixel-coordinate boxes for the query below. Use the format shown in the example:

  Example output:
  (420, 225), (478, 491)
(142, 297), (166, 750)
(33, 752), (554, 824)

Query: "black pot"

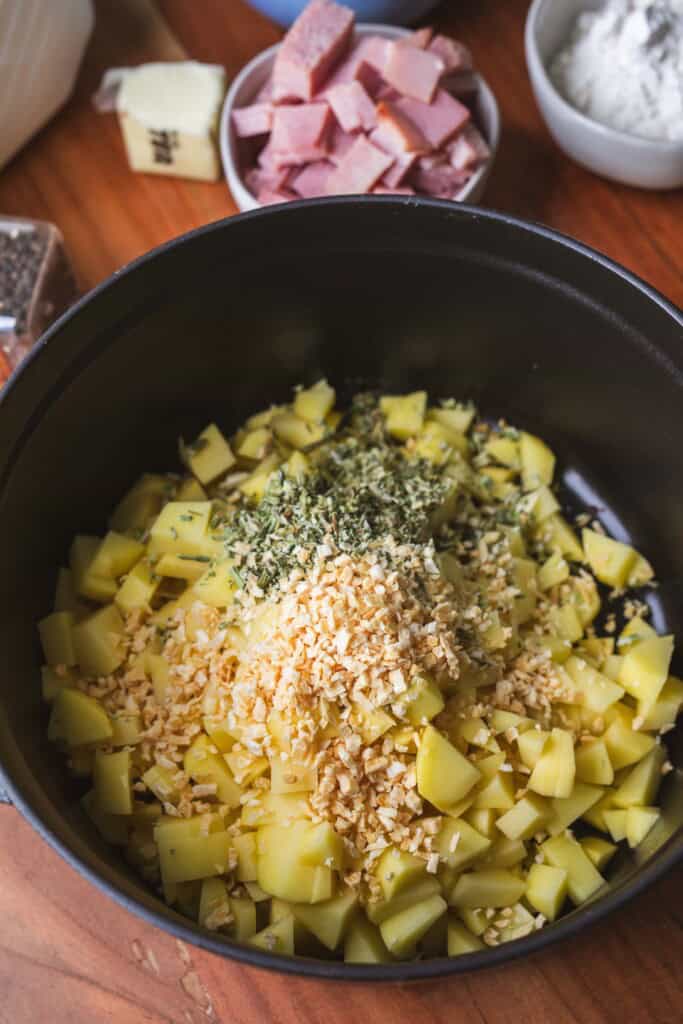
(1, 198), (681, 981)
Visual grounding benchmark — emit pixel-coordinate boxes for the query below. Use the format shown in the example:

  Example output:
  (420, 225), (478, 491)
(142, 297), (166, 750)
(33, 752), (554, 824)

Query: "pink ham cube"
(325, 134), (394, 194)
(291, 159), (334, 197)
(328, 123), (356, 164)
(272, 0), (355, 101)
(381, 150), (418, 188)
(270, 103), (333, 166)
(372, 185), (415, 195)
(245, 164), (292, 197)
(428, 35), (472, 72)
(371, 101), (430, 155)
(320, 35), (388, 95)
(383, 41), (444, 103)
(232, 103), (274, 138)
(326, 80), (376, 133)
(258, 188), (297, 205)
(410, 162), (471, 197)
(395, 89), (470, 149)
(409, 27), (433, 49)
(448, 123), (491, 171)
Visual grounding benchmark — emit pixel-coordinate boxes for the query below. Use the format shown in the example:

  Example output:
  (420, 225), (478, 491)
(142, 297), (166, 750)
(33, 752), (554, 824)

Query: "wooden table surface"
(1, 1), (682, 1022)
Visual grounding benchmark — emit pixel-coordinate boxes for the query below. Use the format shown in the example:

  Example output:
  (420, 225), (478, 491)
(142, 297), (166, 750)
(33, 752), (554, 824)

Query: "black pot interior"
(0, 199), (681, 978)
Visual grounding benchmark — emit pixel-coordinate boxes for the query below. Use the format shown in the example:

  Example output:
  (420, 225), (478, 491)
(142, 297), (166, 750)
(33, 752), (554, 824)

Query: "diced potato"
(70, 535), (118, 604)
(575, 739), (614, 786)
(581, 788), (618, 832)
(490, 709), (533, 735)
(237, 427), (272, 461)
(293, 888), (357, 950)
(154, 553), (209, 583)
(380, 391), (427, 440)
(294, 380), (336, 423)
(510, 557), (537, 625)
(603, 714), (656, 771)
(48, 688), (113, 747)
(582, 529), (637, 588)
(94, 749), (133, 815)
(525, 485), (560, 523)
(73, 604), (126, 677)
(541, 834), (604, 904)
(451, 870), (526, 909)
(496, 793), (550, 841)
(413, 421), (467, 465)
(270, 756), (316, 795)
(485, 436), (520, 469)
(257, 822), (334, 904)
(618, 615), (656, 649)
(192, 560), (240, 609)
(285, 450), (310, 482)
(538, 551), (570, 591)
(345, 917), (392, 963)
(603, 654), (624, 681)
(366, 877), (441, 925)
(146, 654), (171, 705)
(240, 791), (310, 829)
(526, 863), (567, 921)
(115, 559), (160, 614)
(434, 818), (491, 873)
(158, 830), (232, 886)
(482, 837), (527, 869)
(626, 806), (660, 848)
(457, 907), (488, 937)
(142, 764), (181, 803)
(376, 847), (427, 901)
(619, 635), (674, 704)
(519, 431), (555, 491)
(528, 729), (575, 799)
(416, 725), (481, 812)
(546, 783), (604, 836)
(230, 897), (257, 940)
(428, 404), (475, 435)
(233, 832), (258, 882)
(637, 676), (683, 731)
(612, 745), (665, 808)
(453, 717), (499, 752)
(199, 877), (231, 930)
(395, 674), (445, 726)
(566, 575), (601, 627)
(472, 771), (515, 811)
(465, 808), (498, 840)
(299, 821), (344, 872)
(90, 532), (145, 580)
(225, 749), (268, 786)
(628, 554), (655, 587)
(176, 478), (207, 502)
(349, 704), (396, 745)
(41, 664), (77, 702)
(184, 735), (241, 807)
(542, 514), (584, 562)
(496, 903), (537, 943)
(447, 917), (485, 956)
(39, 611), (76, 667)
(182, 424), (235, 485)
(271, 411), (325, 449)
(549, 604), (583, 645)
(517, 728), (549, 769)
(564, 656), (624, 714)
(580, 836), (617, 871)
(603, 809), (628, 842)
(379, 893), (447, 959)
(249, 914), (295, 955)
(81, 789), (129, 845)
(239, 453), (281, 501)
(148, 502), (214, 559)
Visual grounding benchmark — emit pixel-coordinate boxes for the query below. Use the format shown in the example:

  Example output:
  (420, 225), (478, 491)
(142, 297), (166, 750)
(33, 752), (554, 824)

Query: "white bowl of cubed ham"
(220, 0), (500, 209)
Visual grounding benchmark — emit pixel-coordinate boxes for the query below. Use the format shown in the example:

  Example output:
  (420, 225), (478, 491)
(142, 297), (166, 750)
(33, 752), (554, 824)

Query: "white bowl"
(525, 0), (683, 190)
(220, 23), (500, 210)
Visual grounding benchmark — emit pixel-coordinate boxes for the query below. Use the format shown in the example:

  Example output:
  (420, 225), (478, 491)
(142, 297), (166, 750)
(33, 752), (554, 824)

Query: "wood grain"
(0, 1), (682, 1021)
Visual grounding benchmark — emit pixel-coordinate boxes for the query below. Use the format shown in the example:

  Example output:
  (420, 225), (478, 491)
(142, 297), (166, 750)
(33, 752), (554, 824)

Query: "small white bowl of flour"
(525, 0), (683, 189)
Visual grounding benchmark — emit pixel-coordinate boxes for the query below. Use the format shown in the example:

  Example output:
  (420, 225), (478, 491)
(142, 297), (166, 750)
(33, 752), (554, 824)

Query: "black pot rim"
(1, 196), (682, 982)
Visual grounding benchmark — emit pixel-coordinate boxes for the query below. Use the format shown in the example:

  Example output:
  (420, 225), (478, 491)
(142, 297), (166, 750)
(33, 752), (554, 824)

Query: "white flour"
(550, 0), (683, 141)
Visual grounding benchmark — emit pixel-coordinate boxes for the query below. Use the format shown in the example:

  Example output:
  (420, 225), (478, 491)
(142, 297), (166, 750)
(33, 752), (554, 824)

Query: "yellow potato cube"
(230, 896), (257, 940)
(395, 674), (445, 726)
(619, 634), (674, 704)
(237, 427), (272, 461)
(257, 822), (334, 904)
(270, 756), (316, 795)
(239, 452), (281, 501)
(603, 809), (628, 842)
(517, 728), (549, 769)
(380, 391), (427, 440)
(379, 893), (447, 959)
(183, 424), (235, 484)
(472, 771), (516, 811)
(48, 689), (113, 747)
(73, 604), (126, 677)
(109, 714), (142, 746)
(546, 783), (604, 836)
(70, 536), (118, 603)
(344, 917), (392, 963)
(89, 531), (145, 580)
(350, 705), (396, 745)
(94, 749), (133, 815)
(626, 806), (660, 848)
(485, 436), (520, 469)
(525, 485), (560, 523)
(434, 818), (491, 873)
(41, 665), (77, 702)
(428, 404), (475, 435)
(366, 877), (441, 925)
(447, 917), (485, 956)
(299, 821), (344, 872)
(115, 560), (160, 615)
(416, 725), (481, 812)
(39, 611), (76, 667)
(271, 411), (325, 449)
(603, 714), (656, 771)
(541, 833), (604, 904)
(154, 553), (209, 582)
(637, 676), (683, 731)
(538, 551), (570, 591)
(376, 847), (426, 901)
(526, 863), (568, 921)
(192, 560), (240, 608)
(199, 877), (232, 930)
(450, 869), (526, 909)
(579, 836), (617, 871)
(564, 656), (624, 714)
(184, 734), (241, 807)
(582, 528), (637, 588)
(612, 744), (665, 808)
(234, 832), (258, 882)
(143, 764), (182, 803)
(175, 477), (207, 502)
(550, 603), (584, 644)
(496, 793), (550, 841)
(528, 728), (575, 799)
(542, 514), (584, 562)
(482, 837), (527, 869)
(412, 421), (468, 465)
(519, 431), (555, 490)
(249, 915), (295, 955)
(575, 739), (614, 786)
(293, 888), (358, 950)
(294, 380), (336, 423)
(159, 831), (232, 886)
(148, 501), (214, 558)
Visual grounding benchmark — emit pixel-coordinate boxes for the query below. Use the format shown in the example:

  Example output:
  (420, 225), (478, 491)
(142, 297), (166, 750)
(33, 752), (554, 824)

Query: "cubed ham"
(290, 159), (334, 197)
(325, 134), (394, 194)
(258, 188), (297, 205)
(372, 185), (415, 195)
(270, 103), (333, 166)
(328, 123), (356, 164)
(255, 76), (275, 102)
(232, 103), (274, 138)
(381, 150), (417, 188)
(375, 83), (402, 103)
(410, 162), (471, 197)
(428, 34), (472, 73)
(371, 101), (430, 155)
(245, 164), (292, 196)
(326, 80), (376, 133)
(383, 41), (444, 103)
(409, 27), (433, 49)
(272, 0), (355, 101)
(448, 123), (490, 171)
(395, 89), (470, 148)
(321, 35), (388, 96)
